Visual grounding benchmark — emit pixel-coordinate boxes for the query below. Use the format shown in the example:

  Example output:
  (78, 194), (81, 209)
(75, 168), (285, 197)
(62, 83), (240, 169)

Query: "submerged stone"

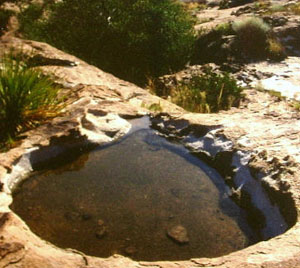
(124, 246), (137, 256)
(167, 225), (189, 244)
(95, 226), (107, 239)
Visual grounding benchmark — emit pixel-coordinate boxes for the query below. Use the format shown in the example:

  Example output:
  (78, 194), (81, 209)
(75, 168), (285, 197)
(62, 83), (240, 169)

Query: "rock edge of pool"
(8, 116), (289, 261)
(0, 36), (300, 268)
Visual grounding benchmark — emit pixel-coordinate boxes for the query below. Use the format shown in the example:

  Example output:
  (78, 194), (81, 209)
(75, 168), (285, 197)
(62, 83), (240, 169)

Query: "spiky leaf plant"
(0, 53), (63, 142)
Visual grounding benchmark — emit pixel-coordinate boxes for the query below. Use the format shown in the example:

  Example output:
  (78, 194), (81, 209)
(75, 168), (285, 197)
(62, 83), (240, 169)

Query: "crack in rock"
(65, 248), (89, 267)
(0, 242), (24, 259)
(0, 213), (10, 229)
(190, 259), (227, 267)
(2, 255), (24, 268)
(0, 241), (25, 268)
(139, 262), (162, 268)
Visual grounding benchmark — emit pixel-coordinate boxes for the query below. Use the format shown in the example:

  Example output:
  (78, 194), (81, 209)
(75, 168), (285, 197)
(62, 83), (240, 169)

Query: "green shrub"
(0, 53), (63, 142)
(155, 68), (243, 113)
(219, 0), (230, 9)
(192, 23), (234, 64)
(232, 17), (271, 58)
(215, 22), (234, 35)
(18, 0), (196, 85)
(17, 3), (47, 41)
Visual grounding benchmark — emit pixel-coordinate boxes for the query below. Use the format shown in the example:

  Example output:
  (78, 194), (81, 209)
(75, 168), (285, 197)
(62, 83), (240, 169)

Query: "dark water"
(11, 118), (259, 261)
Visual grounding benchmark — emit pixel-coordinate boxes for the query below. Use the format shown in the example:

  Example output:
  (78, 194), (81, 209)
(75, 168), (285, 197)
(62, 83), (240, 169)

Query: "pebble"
(124, 246), (137, 256)
(167, 225), (189, 244)
(95, 226), (107, 239)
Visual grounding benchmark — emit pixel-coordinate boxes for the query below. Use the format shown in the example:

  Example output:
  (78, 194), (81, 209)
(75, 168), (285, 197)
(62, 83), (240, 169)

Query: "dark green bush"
(152, 67), (243, 113)
(19, 0), (196, 85)
(192, 23), (234, 64)
(17, 3), (46, 41)
(0, 53), (63, 142)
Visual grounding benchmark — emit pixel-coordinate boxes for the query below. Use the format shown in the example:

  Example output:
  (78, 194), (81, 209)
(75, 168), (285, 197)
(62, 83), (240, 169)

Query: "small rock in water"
(124, 246), (137, 256)
(95, 226), (107, 239)
(168, 215), (175, 220)
(81, 213), (92, 221)
(64, 211), (80, 221)
(167, 225), (189, 244)
(97, 219), (105, 226)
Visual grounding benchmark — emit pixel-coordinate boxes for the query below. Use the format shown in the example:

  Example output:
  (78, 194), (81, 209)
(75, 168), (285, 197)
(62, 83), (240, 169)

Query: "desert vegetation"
(150, 67), (243, 113)
(0, 52), (63, 146)
(193, 16), (285, 63)
(18, 0), (196, 85)
(258, 1), (300, 15)
(192, 22), (234, 64)
(0, 0), (293, 138)
(0, 0), (255, 149)
(15, 0), (246, 113)
(232, 17), (271, 58)
(232, 16), (285, 60)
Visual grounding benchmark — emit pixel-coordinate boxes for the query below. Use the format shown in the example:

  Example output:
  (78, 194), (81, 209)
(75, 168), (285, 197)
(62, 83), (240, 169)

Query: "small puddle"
(10, 117), (286, 261)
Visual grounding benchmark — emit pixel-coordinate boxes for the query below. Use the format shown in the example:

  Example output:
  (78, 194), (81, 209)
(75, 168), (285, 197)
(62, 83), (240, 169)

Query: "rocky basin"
(0, 33), (300, 268)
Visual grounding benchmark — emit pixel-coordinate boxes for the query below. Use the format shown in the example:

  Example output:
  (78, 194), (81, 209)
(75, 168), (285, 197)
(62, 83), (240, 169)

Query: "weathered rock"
(263, 15), (288, 27)
(167, 225), (189, 244)
(79, 112), (131, 144)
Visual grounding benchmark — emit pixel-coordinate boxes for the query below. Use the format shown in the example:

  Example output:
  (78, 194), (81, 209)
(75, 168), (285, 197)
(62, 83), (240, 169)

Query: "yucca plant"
(0, 53), (63, 142)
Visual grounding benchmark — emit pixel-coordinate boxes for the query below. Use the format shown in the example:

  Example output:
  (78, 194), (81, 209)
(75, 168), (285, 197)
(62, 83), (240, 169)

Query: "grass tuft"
(291, 101), (300, 111)
(267, 38), (286, 60)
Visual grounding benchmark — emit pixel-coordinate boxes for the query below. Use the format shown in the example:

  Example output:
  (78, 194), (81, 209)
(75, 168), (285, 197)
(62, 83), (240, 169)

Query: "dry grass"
(288, 3), (300, 15)
(267, 38), (286, 60)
